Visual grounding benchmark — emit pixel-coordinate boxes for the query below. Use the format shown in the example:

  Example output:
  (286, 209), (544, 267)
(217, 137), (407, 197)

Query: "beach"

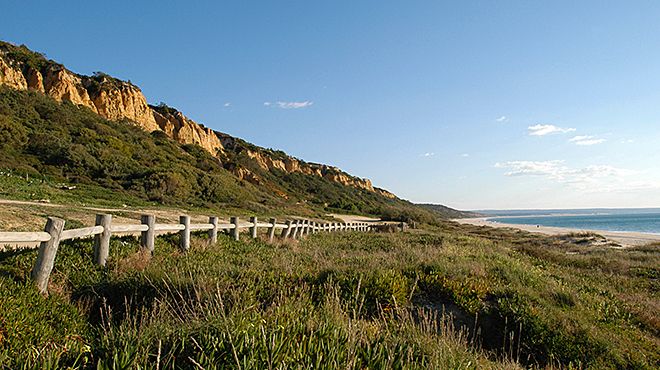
(455, 217), (660, 247)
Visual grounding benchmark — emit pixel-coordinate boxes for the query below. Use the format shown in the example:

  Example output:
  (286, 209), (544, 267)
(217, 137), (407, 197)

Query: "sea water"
(487, 212), (660, 234)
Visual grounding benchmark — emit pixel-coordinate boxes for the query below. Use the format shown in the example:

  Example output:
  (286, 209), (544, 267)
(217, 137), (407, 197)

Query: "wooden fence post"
(180, 215), (191, 250)
(231, 216), (240, 241)
(268, 218), (276, 242)
(289, 220), (297, 239)
(303, 220), (310, 236)
(140, 214), (156, 254)
(250, 216), (258, 239)
(281, 220), (292, 238)
(292, 220), (301, 239)
(300, 220), (306, 236)
(209, 216), (218, 243)
(31, 217), (65, 294)
(94, 214), (112, 266)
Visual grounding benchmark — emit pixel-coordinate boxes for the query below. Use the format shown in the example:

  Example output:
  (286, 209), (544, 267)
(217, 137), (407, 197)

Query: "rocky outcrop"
(322, 171), (374, 191)
(244, 149), (392, 196)
(232, 167), (261, 185)
(42, 66), (97, 110)
(375, 188), (396, 199)
(0, 47), (158, 132)
(88, 79), (159, 132)
(26, 67), (44, 92)
(152, 108), (224, 155)
(0, 57), (27, 90)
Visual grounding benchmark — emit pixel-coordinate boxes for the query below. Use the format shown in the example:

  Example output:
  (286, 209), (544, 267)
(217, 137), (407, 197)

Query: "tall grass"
(1, 225), (658, 369)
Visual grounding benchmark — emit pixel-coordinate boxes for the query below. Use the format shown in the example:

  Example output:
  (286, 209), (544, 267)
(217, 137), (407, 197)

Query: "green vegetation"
(0, 86), (294, 213)
(1, 223), (657, 369)
(0, 41), (56, 72)
(418, 203), (482, 219)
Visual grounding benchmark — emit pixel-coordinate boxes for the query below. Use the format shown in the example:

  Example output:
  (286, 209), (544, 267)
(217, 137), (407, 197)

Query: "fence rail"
(0, 213), (404, 295)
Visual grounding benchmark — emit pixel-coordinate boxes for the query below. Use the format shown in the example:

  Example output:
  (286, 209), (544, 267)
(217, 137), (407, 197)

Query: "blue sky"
(4, 1), (660, 209)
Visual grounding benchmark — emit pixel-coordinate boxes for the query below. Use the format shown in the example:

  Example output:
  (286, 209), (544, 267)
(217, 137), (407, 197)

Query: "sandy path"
(455, 217), (660, 247)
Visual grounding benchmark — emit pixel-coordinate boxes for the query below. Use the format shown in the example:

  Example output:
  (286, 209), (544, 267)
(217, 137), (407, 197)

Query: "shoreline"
(454, 217), (660, 247)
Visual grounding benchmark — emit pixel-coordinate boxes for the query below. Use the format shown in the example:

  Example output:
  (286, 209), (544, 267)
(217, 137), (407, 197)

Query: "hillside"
(0, 40), (458, 222)
(418, 203), (481, 219)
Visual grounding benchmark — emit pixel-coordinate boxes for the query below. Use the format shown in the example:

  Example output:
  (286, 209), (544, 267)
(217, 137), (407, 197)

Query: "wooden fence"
(0, 214), (398, 294)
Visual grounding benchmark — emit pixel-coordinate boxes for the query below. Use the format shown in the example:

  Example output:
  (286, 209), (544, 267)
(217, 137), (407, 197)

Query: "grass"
(0, 222), (658, 369)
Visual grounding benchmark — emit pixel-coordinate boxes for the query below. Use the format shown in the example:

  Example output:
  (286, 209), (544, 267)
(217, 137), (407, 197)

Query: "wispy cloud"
(264, 101), (314, 109)
(528, 124), (576, 136)
(569, 135), (606, 146)
(494, 160), (659, 192)
(460, 153), (470, 157)
(620, 139), (635, 144)
(495, 116), (508, 123)
(422, 152), (435, 157)
(223, 102), (231, 107)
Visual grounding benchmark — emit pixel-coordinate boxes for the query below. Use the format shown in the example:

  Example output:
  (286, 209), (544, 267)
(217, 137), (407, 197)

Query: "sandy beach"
(455, 217), (660, 247)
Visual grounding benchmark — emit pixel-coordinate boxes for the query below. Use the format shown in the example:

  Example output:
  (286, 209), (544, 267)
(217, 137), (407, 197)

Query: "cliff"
(0, 41), (395, 199)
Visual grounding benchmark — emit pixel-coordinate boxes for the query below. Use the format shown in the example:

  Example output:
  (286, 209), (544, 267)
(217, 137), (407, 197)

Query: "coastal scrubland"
(1, 222), (657, 369)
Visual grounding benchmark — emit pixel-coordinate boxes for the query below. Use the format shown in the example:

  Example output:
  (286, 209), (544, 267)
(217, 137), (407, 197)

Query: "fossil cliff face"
(0, 41), (395, 199)
(243, 149), (396, 198)
(43, 66), (97, 110)
(152, 107), (224, 155)
(0, 57), (27, 90)
(87, 77), (159, 132)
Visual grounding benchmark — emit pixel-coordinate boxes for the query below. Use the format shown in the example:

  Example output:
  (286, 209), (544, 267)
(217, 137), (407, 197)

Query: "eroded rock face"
(232, 166), (261, 185)
(42, 66), (97, 110)
(375, 188), (396, 199)
(245, 149), (383, 194)
(91, 83), (159, 132)
(0, 57), (27, 90)
(152, 109), (224, 155)
(26, 67), (44, 92)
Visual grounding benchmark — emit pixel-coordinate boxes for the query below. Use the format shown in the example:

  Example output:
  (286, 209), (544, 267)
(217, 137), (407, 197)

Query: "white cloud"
(223, 102), (231, 107)
(494, 160), (659, 193)
(569, 135), (606, 146)
(496, 116), (508, 123)
(264, 101), (314, 109)
(461, 153), (470, 157)
(528, 124), (576, 136)
(422, 152), (435, 157)
(620, 139), (635, 144)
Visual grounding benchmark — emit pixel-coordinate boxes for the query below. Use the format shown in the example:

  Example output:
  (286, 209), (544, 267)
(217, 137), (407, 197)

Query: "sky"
(3, 1), (660, 210)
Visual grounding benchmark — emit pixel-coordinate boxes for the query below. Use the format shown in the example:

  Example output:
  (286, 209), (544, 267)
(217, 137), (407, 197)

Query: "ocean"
(479, 209), (660, 234)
